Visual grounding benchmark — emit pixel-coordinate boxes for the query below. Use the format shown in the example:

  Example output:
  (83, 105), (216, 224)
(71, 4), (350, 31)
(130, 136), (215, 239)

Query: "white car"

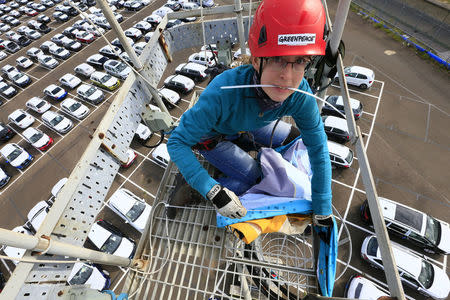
(0, 165), (10, 188)
(327, 140), (353, 168)
(163, 74), (195, 94)
(22, 127), (53, 151)
(25, 200), (51, 233)
(61, 98), (90, 120)
(0, 81), (17, 98)
(2, 226), (32, 264)
(135, 123), (152, 141)
(49, 45), (71, 59)
(144, 31), (154, 42)
(88, 219), (136, 258)
(188, 51), (216, 67)
(0, 50), (7, 61)
(27, 47), (44, 59)
(152, 6), (173, 17)
(26, 97), (51, 113)
(59, 73), (82, 89)
(152, 143), (170, 167)
(42, 111), (73, 134)
(108, 188), (151, 233)
(133, 41), (147, 55)
(0, 23), (11, 32)
(99, 45), (122, 58)
(124, 27), (142, 40)
(344, 275), (388, 299)
(90, 71), (120, 91)
(77, 84), (104, 104)
(16, 56), (33, 68)
(8, 109), (35, 129)
(44, 84), (67, 101)
(361, 235), (450, 300)
(67, 263), (111, 291)
(24, 28), (41, 40)
(8, 71), (31, 87)
(133, 21), (152, 33)
(159, 87), (180, 108)
(144, 14), (162, 25)
(103, 59), (131, 80)
(334, 65), (375, 89)
(0, 143), (33, 169)
(74, 63), (95, 77)
(38, 54), (59, 69)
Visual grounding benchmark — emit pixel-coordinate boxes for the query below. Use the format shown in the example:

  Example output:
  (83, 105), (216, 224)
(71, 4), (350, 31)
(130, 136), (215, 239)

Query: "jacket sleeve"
(167, 88), (222, 198)
(291, 80), (332, 215)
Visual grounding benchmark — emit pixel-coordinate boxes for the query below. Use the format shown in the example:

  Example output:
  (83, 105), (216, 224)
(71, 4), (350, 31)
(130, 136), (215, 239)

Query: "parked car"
(0, 122), (15, 142)
(67, 263), (111, 291)
(16, 56), (33, 69)
(77, 84), (104, 104)
(124, 0), (144, 11)
(0, 50), (6, 61)
(158, 87), (180, 108)
(53, 11), (69, 22)
(37, 14), (51, 24)
(90, 71), (120, 91)
(24, 28), (41, 40)
(22, 127), (53, 151)
(59, 73), (82, 89)
(61, 98), (90, 120)
(0, 165), (10, 188)
(44, 84), (67, 100)
(26, 97), (51, 113)
(38, 54), (59, 69)
(344, 275), (388, 299)
(3, 40), (19, 53)
(163, 74), (195, 94)
(76, 30), (95, 43)
(94, 16), (111, 29)
(8, 109), (34, 129)
(87, 54), (108, 67)
(152, 6), (172, 17)
(51, 33), (66, 45)
(40, 40), (57, 53)
(0, 22), (10, 32)
(166, 19), (183, 29)
(334, 66), (375, 89)
(327, 140), (353, 168)
(0, 81), (16, 98)
(134, 123), (152, 142)
(99, 45), (121, 58)
(133, 21), (152, 33)
(0, 143), (33, 169)
(188, 51), (216, 67)
(132, 41), (147, 56)
(111, 37), (134, 50)
(87, 219), (136, 258)
(24, 200), (51, 233)
(361, 235), (449, 300)
(27, 47), (44, 59)
(107, 188), (151, 233)
(49, 45), (71, 59)
(322, 115), (350, 143)
(1, 64), (18, 75)
(42, 110), (73, 134)
(144, 14), (162, 26)
(152, 143), (170, 167)
(175, 62), (208, 82)
(322, 95), (363, 120)
(61, 37), (82, 51)
(63, 26), (79, 39)
(124, 27), (142, 40)
(360, 197), (450, 254)
(74, 63), (95, 77)
(103, 59), (131, 80)
(8, 70), (32, 87)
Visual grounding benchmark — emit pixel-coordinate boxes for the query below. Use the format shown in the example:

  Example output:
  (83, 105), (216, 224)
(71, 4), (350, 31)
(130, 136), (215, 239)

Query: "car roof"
(27, 96), (44, 104)
(327, 140), (351, 157)
(348, 65), (374, 75)
(378, 197), (425, 233)
(9, 109), (26, 118)
(22, 127), (39, 138)
(390, 244), (423, 278)
(109, 188), (141, 213)
(27, 200), (49, 220)
(323, 115), (348, 129)
(88, 222), (112, 248)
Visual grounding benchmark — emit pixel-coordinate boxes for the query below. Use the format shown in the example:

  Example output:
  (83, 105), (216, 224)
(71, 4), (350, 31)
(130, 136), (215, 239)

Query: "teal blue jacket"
(167, 65), (332, 215)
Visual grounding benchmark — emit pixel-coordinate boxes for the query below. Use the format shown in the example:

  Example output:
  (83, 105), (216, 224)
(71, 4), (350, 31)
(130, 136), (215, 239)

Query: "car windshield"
(69, 102), (81, 112)
(36, 101), (45, 108)
(7, 149), (21, 161)
(55, 48), (63, 54)
(344, 67), (351, 74)
(50, 115), (63, 126)
(126, 201), (146, 222)
(43, 56), (51, 63)
(29, 132), (43, 143)
(424, 216), (441, 245)
(86, 87), (96, 96)
(18, 58), (26, 63)
(51, 87), (62, 94)
(366, 237), (378, 256)
(100, 233), (122, 254)
(12, 73), (23, 80)
(15, 114), (26, 122)
(116, 63), (127, 72)
(418, 260), (434, 289)
(0, 84), (9, 92)
(100, 74), (112, 83)
(69, 265), (93, 285)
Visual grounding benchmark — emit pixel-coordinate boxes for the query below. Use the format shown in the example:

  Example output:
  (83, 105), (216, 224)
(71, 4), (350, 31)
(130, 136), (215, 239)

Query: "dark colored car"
(37, 15), (51, 24)
(164, 2), (181, 11)
(15, 35), (31, 47)
(322, 115), (350, 144)
(0, 122), (15, 142)
(322, 95), (363, 120)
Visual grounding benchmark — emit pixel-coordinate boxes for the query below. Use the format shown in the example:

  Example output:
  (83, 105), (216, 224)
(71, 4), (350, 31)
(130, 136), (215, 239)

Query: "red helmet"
(248, 0), (327, 57)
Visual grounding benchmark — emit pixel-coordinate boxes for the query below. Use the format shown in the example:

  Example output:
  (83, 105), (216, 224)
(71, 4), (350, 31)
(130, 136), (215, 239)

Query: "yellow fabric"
(228, 214), (312, 244)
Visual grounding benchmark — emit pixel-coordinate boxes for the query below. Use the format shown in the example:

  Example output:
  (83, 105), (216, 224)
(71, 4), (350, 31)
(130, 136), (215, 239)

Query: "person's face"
(251, 56), (310, 102)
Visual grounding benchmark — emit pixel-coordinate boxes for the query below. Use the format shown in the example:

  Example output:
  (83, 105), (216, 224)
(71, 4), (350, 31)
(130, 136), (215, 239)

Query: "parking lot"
(0, 0), (448, 298)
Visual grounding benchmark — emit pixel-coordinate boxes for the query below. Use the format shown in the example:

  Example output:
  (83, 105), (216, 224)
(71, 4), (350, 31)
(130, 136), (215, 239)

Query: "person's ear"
(250, 56), (260, 72)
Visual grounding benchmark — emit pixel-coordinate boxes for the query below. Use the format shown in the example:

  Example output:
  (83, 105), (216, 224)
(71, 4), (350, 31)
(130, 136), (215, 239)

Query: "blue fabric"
(167, 65), (332, 215)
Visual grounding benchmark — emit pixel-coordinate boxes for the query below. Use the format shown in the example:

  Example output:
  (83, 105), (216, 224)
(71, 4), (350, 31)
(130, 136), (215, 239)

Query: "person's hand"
(207, 185), (247, 219)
